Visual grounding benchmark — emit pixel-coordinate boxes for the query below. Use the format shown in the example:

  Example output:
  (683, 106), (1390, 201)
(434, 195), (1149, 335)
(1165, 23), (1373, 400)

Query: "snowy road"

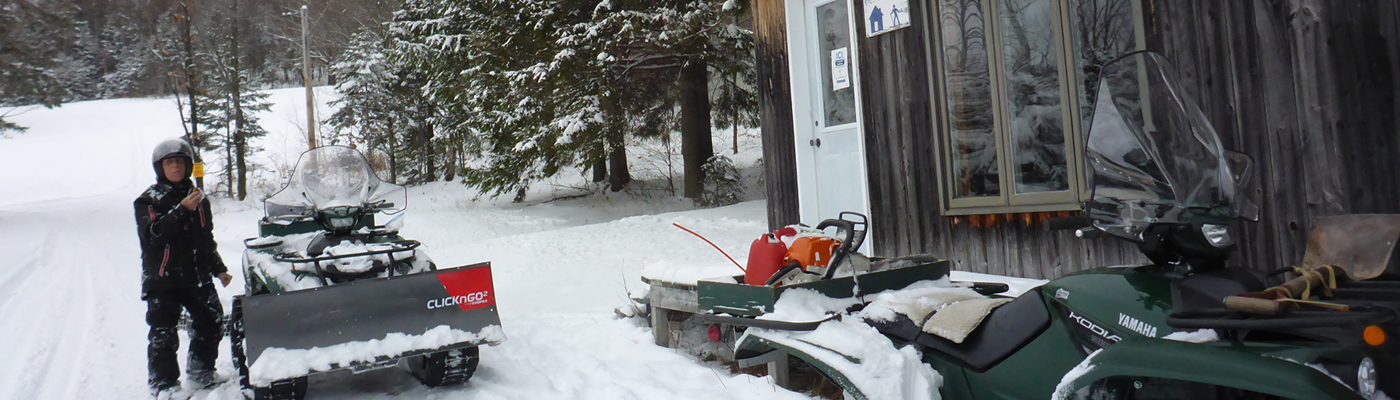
(0, 92), (809, 399)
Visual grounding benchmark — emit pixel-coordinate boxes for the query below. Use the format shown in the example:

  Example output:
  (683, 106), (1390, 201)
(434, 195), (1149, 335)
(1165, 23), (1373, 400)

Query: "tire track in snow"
(0, 198), (148, 399)
(0, 227), (46, 312)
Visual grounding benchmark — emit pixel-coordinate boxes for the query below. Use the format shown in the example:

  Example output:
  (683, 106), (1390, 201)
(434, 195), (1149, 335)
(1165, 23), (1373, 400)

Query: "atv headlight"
(1201, 224), (1234, 248)
(327, 216), (357, 229)
(317, 206), (362, 232)
(1358, 357), (1376, 397)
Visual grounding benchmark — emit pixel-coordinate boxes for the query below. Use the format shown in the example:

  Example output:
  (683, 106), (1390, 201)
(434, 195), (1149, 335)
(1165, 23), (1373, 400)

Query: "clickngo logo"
(427, 291), (491, 310)
(430, 265), (495, 311)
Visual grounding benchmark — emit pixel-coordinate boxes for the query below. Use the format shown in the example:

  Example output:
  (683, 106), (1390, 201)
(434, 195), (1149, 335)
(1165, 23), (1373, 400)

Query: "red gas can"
(745, 232), (788, 285)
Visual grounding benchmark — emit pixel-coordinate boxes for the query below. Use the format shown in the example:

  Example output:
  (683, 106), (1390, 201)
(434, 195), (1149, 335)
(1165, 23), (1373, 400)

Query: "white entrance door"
(803, 0), (869, 230)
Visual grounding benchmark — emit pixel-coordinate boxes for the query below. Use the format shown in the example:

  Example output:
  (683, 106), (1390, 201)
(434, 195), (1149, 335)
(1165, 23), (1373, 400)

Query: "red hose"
(672, 223), (745, 272)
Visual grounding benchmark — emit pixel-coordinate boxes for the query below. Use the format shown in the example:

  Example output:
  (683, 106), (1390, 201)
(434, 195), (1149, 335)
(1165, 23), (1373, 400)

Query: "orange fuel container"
(745, 233), (788, 285)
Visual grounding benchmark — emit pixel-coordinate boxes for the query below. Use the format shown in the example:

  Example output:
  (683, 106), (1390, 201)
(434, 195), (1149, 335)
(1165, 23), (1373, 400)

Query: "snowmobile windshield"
(264, 146), (407, 221)
(1084, 52), (1259, 241)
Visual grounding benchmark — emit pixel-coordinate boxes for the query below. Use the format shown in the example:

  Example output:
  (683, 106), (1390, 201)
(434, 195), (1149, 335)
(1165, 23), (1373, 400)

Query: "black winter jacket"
(135, 181), (227, 297)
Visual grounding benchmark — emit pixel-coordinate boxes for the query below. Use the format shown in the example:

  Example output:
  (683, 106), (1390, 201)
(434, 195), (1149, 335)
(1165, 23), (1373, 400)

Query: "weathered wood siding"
(757, 0), (1400, 278)
(847, 0), (1144, 278)
(1146, 0), (1400, 272)
(849, 0), (940, 258)
(754, 0), (802, 231)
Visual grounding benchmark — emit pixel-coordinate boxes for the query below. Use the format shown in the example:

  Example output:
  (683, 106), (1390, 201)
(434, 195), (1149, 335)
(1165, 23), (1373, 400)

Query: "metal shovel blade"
(1301, 214), (1400, 280)
(242, 262), (502, 368)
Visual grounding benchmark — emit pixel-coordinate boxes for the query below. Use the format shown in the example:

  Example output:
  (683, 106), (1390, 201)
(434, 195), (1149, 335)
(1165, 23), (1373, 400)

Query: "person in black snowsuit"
(134, 138), (233, 396)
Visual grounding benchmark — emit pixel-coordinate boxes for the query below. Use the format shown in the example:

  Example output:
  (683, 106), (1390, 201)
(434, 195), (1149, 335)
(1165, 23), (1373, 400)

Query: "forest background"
(1, 0), (757, 205)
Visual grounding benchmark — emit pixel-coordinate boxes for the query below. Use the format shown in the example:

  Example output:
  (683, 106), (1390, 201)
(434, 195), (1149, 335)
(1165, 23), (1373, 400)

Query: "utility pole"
(302, 5), (316, 150)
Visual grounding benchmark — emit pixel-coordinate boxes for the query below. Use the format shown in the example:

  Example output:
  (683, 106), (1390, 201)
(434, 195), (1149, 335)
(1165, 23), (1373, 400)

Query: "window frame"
(924, 0), (1146, 215)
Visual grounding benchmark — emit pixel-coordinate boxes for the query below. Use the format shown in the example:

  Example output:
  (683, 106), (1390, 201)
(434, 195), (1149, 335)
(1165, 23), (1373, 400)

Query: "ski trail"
(0, 197), (149, 399)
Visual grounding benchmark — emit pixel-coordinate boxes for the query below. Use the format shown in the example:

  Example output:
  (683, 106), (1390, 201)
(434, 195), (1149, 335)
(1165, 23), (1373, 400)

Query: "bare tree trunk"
(179, 0), (202, 190)
(680, 59), (712, 199)
(444, 140), (457, 181)
(388, 116), (398, 184)
(592, 155), (608, 183)
(232, 0), (248, 200)
(604, 89), (630, 191)
(224, 125), (233, 197)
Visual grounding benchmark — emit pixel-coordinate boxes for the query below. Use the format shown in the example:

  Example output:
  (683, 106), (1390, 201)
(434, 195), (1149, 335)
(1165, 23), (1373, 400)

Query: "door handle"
(810, 138), (822, 147)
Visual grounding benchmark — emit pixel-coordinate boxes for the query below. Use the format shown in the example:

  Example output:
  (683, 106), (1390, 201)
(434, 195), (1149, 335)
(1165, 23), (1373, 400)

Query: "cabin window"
(930, 0), (1143, 214)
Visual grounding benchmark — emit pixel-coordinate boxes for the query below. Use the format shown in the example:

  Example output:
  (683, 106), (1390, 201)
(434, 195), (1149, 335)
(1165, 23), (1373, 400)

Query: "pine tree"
(0, 0), (69, 134)
(194, 0), (271, 200)
(380, 0), (754, 202)
(327, 29), (399, 154)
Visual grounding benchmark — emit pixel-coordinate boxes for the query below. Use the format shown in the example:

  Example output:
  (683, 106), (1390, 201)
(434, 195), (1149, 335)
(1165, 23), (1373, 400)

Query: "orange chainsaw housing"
(786, 236), (840, 273)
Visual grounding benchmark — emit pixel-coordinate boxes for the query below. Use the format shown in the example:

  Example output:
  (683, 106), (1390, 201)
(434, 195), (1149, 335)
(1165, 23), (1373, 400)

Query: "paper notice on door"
(832, 47), (850, 91)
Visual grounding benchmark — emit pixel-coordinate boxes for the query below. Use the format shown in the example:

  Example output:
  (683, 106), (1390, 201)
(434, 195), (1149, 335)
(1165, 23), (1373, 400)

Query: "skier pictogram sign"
(865, 0), (910, 37)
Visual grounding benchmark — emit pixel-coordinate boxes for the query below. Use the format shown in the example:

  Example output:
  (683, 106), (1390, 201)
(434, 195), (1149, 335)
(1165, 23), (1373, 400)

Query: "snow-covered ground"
(0, 88), (810, 400)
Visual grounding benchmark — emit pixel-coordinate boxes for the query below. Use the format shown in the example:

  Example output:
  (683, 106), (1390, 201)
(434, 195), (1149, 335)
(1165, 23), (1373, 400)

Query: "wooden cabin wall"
(848, 0), (941, 258)
(1146, 0), (1400, 273)
(849, 0), (1145, 278)
(758, 0), (1400, 279)
(754, 0), (802, 231)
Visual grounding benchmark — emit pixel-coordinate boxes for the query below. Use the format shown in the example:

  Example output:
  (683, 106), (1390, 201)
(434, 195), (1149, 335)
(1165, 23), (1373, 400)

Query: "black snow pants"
(146, 284), (223, 390)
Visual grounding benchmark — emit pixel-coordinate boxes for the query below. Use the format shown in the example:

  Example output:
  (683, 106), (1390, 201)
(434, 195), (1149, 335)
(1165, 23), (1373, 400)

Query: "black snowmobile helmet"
(151, 138), (195, 183)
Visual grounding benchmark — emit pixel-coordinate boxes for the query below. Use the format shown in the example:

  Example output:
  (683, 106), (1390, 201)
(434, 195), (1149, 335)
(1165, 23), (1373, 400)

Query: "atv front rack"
(274, 240), (422, 285)
(1168, 278), (1400, 338)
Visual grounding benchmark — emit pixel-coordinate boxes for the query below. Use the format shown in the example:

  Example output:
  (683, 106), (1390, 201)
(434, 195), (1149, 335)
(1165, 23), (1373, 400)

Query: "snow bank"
(640, 260), (743, 286)
(249, 325), (505, 385)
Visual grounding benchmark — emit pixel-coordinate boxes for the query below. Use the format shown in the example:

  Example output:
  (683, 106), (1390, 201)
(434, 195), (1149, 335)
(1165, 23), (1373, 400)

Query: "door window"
(817, 0), (857, 127)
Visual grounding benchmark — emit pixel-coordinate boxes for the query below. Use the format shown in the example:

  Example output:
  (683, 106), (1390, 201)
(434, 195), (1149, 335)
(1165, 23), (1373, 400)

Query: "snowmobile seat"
(869, 289), (1050, 372)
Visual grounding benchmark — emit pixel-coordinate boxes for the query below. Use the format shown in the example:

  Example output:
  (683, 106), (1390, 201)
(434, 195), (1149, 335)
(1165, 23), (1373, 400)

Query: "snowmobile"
(733, 51), (1398, 399)
(228, 146), (504, 400)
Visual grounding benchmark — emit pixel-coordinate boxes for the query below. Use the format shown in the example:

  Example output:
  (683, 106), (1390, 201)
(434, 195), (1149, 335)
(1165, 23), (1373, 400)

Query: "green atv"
(735, 52), (1397, 399)
(229, 146), (503, 400)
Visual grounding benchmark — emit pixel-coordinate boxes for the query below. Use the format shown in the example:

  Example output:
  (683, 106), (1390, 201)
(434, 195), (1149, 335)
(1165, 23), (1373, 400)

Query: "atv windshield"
(264, 146), (407, 221)
(1084, 52), (1258, 241)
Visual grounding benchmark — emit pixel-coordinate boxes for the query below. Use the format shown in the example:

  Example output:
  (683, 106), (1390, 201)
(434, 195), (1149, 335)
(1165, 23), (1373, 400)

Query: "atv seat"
(868, 289), (1049, 372)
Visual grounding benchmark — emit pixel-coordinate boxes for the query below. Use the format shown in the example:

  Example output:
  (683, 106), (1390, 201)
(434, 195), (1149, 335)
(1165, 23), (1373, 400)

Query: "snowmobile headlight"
(1358, 357), (1377, 397)
(1201, 224), (1233, 248)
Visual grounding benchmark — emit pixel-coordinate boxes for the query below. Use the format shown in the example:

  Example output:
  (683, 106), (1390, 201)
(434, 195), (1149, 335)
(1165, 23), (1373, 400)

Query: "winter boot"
(187, 370), (223, 390)
(150, 384), (188, 400)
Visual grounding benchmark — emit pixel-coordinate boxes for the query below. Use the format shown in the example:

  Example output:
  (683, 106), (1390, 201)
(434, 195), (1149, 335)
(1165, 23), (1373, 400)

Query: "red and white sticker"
(428, 266), (495, 311)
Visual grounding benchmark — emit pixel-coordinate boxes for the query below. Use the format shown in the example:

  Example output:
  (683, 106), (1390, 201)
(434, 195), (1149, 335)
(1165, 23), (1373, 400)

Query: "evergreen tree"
(195, 0), (271, 200)
(381, 0), (755, 202)
(327, 29), (399, 155)
(0, 0), (68, 134)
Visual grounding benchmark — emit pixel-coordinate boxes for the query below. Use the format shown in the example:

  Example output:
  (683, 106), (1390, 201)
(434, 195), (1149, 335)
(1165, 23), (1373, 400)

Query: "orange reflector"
(1364, 326), (1386, 346)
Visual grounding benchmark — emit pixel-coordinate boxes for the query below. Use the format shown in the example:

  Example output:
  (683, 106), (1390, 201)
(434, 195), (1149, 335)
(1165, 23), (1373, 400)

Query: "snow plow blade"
(240, 262), (502, 377)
